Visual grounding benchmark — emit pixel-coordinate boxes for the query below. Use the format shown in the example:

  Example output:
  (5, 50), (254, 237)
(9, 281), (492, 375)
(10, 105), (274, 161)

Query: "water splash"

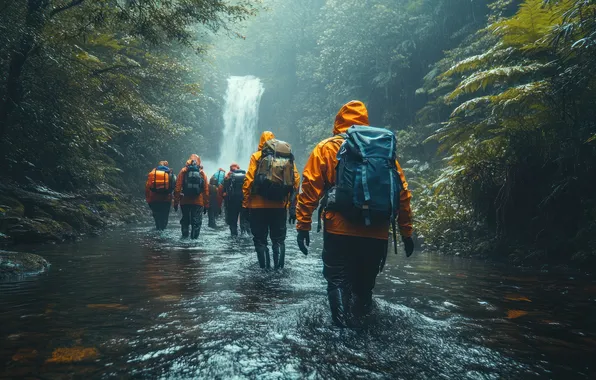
(215, 76), (265, 172)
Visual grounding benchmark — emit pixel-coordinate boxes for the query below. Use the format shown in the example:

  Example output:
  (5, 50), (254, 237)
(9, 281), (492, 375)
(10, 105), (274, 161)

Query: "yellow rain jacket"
(243, 131), (300, 209)
(296, 101), (413, 240)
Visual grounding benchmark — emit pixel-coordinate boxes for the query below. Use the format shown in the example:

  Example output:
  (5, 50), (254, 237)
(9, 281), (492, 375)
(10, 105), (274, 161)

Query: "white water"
(207, 76), (264, 173)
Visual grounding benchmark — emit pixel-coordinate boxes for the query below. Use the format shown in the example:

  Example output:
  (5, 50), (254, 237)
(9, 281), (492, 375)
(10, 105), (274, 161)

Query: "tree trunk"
(0, 0), (49, 139)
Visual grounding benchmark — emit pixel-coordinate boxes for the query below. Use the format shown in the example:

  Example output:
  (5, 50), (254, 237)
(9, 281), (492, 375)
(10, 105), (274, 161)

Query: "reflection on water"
(1, 216), (595, 378)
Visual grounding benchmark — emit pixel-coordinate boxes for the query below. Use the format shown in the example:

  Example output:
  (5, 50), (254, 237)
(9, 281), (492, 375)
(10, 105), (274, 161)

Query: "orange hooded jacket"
(174, 154), (210, 208)
(296, 101), (413, 240)
(220, 163), (241, 198)
(145, 161), (174, 204)
(242, 131), (300, 209)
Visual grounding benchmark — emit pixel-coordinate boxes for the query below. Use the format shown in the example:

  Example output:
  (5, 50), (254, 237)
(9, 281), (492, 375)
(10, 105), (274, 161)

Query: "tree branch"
(50, 0), (85, 18)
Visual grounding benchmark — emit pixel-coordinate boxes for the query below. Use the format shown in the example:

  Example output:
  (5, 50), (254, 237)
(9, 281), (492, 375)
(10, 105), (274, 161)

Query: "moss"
(0, 195), (25, 217)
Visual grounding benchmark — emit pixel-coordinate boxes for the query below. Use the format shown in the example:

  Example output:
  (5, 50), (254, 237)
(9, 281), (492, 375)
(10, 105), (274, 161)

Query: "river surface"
(1, 215), (595, 379)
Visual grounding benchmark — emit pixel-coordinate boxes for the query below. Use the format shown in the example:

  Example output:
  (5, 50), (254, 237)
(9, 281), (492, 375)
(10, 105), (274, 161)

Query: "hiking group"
(145, 100), (414, 327)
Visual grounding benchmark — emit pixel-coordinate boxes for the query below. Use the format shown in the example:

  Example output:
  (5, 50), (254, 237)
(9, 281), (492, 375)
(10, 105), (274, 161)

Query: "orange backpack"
(148, 168), (173, 194)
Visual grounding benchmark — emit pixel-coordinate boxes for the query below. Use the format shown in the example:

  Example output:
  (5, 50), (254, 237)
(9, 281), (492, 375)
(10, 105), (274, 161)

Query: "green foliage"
(1, 0), (259, 191)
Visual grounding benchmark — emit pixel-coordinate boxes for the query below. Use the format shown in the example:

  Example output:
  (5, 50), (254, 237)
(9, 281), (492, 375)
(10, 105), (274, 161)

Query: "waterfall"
(216, 76), (265, 171)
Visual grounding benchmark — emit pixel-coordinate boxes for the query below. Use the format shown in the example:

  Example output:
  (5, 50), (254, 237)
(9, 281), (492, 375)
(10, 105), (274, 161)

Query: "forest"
(2, 0), (596, 265)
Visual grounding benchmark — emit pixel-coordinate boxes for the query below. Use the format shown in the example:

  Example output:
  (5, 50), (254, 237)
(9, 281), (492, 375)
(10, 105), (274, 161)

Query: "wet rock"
(0, 251), (50, 276)
(2, 216), (74, 243)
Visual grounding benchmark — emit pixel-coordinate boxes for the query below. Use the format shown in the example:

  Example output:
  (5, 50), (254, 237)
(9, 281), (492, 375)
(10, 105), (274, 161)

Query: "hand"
(241, 207), (250, 219)
(203, 207), (208, 215)
(402, 236), (414, 257)
(174, 204), (179, 212)
(297, 230), (310, 256)
(288, 209), (296, 224)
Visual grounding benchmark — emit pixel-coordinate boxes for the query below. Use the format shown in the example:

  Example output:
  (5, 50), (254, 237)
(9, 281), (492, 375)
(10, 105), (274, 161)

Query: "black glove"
(288, 209), (296, 224)
(203, 207), (209, 215)
(174, 204), (179, 212)
(402, 236), (414, 257)
(297, 230), (310, 256)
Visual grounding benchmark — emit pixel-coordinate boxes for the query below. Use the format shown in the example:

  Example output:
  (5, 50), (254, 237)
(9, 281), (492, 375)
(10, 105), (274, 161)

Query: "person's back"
(296, 100), (414, 327)
(243, 131), (300, 269)
(208, 169), (226, 228)
(224, 166), (247, 236)
(174, 154), (209, 239)
(145, 160), (175, 230)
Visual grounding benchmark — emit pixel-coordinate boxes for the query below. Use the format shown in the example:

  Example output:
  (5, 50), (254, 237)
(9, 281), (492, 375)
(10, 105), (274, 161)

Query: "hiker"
(208, 168), (226, 228)
(222, 163), (249, 236)
(243, 131), (300, 269)
(296, 100), (414, 327)
(145, 160), (176, 230)
(174, 154), (210, 239)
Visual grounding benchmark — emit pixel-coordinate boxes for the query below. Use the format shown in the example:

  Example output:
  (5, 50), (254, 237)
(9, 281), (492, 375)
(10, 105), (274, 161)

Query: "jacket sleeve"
(202, 172), (210, 208)
(145, 172), (152, 203)
(296, 146), (327, 231)
(396, 160), (413, 238)
(174, 168), (185, 206)
(242, 154), (257, 209)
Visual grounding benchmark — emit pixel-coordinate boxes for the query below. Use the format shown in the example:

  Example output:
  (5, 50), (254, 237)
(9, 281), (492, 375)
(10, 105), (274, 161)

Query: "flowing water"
(1, 216), (595, 379)
(214, 76), (265, 171)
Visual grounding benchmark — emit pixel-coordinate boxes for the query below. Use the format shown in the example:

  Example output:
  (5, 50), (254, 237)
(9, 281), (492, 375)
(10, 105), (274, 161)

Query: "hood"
(229, 163), (240, 171)
(185, 154), (201, 166)
(258, 131), (275, 150)
(333, 100), (369, 135)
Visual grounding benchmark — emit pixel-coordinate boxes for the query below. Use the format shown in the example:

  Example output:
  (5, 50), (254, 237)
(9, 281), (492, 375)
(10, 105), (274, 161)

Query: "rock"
(0, 251), (50, 276)
(1, 216), (74, 243)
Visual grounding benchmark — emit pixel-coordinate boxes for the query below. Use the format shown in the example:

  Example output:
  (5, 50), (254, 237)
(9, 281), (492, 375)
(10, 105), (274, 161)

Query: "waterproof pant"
(226, 201), (242, 236)
(227, 203), (251, 236)
(149, 202), (171, 231)
(249, 208), (287, 269)
(208, 206), (219, 228)
(322, 231), (387, 327)
(208, 187), (220, 228)
(180, 204), (203, 239)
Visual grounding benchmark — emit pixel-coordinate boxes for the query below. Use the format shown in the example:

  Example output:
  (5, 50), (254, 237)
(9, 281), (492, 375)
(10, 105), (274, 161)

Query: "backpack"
(148, 166), (174, 194)
(254, 139), (295, 200)
(227, 170), (246, 205)
(183, 164), (205, 196)
(325, 125), (401, 226)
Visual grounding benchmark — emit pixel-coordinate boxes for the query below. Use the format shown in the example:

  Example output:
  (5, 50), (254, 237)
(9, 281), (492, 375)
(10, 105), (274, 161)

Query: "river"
(1, 215), (595, 379)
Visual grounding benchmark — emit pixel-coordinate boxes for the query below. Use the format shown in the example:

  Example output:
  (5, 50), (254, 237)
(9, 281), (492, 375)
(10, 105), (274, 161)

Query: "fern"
(446, 63), (550, 101)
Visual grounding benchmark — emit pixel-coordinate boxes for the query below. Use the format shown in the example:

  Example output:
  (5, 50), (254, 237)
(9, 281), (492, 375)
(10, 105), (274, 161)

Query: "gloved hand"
(402, 236), (414, 257)
(297, 230), (310, 256)
(203, 207), (209, 215)
(174, 204), (179, 212)
(288, 208), (296, 224)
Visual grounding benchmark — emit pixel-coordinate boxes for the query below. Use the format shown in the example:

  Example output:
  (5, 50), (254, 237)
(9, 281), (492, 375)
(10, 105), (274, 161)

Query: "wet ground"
(1, 215), (596, 379)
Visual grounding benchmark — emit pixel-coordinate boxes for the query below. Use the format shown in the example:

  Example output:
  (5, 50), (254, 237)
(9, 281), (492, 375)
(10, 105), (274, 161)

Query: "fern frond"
(446, 63), (550, 101)
(443, 45), (515, 76)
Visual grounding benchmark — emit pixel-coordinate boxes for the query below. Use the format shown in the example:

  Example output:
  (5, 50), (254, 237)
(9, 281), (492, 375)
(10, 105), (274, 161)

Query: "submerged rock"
(0, 251), (50, 276)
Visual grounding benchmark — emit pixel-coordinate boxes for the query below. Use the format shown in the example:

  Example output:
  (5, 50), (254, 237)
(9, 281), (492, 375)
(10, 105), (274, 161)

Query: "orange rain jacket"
(220, 163), (241, 198)
(296, 101), (413, 240)
(145, 161), (174, 204)
(242, 131), (300, 209)
(174, 154), (210, 208)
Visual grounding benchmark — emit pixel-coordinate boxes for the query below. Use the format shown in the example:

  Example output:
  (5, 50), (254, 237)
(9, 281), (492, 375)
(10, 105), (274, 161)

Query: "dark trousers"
(226, 201), (250, 236)
(180, 204), (203, 239)
(208, 188), (220, 228)
(149, 202), (171, 230)
(249, 208), (287, 269)
(322, 232), (387, 326)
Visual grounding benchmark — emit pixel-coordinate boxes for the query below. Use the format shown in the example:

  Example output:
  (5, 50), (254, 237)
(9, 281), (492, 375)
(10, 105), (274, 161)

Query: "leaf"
(506, 309), (529, 319)
(505, 294), (532, 302)
(45, 347), (98, 363)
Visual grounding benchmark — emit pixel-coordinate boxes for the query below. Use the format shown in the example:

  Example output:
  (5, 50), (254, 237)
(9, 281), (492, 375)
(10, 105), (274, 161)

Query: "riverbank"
(0, 180), (145, 247)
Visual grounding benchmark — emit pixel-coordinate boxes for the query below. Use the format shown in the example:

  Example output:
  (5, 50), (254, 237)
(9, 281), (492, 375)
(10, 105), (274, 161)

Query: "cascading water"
(216, 76), (265, 171)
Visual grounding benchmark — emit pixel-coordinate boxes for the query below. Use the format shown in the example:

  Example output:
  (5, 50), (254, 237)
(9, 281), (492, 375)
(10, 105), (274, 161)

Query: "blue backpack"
(324, 125), (402, 253)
